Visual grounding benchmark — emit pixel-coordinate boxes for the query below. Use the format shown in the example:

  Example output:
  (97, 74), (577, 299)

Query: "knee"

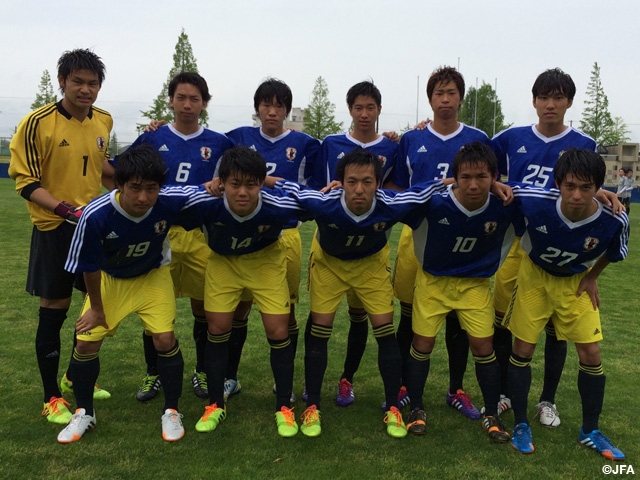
(153, 332), (177, 352)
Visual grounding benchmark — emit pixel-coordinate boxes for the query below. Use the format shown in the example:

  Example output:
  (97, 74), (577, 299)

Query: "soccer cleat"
(60, 374), (111, 400)
(57, 408), (96, 444)
(161, 408), (184, 442)
(480, 394), (512, 415)
(446, 389), (481, 420)
(511, 422), (535, 454)
(272, 384), (297, 403)
(300, 405), (322, 437)
(223, 378), (242, 401)
(192, 371), (208, 399)
(381, 386), (411, 411)
(406, 408), (427, 436)
(136, 374), (162, 402)
(275, 406), (299, 437)
(195, 403), (226, 433)
(536, 401), (561, 427)
(42, 396), (72, 424)
(336, 378), (355, 407)
(482, 415), (511, 443)
(384, 406), (408, 438)
(578, 428), (625, 461)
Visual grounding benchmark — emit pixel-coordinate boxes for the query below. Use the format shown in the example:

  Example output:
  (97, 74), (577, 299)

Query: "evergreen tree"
(579, 62), (618, 146)
(459, 81), (510, 137)
(108, 132), (119, 157)
(31, 70), (57, 110)
(140, 28), (208, 128)
(303, 76), (343, 140)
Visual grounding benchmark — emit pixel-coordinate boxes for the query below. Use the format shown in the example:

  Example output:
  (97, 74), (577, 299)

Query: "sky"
(2, 0), (640, 145)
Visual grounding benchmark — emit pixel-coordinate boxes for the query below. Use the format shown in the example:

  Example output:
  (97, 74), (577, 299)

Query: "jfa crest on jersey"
(286, 147), (297, 161)
(96, 137), (106, 150)
(310, 132), (397, 190)
(583, 237), (599, 251)
(200, 146), (212, 160)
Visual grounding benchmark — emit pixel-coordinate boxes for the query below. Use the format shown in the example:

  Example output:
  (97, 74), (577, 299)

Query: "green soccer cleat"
(195, 403), (226, 433)
(384, 406), (408, 438)
(60, 374), (111, 400)
(275, 406), (299, 437)
(300, 405), (322, 437)
(42, 396), (72, 425)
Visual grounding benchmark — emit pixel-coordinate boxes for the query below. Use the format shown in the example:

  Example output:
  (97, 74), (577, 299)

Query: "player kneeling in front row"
(506, 149), (629, 460)
(272, 149), (453, 438)
(187, 147), (305, 437)
(405, 142), (516, 443)
(58, 145), (197, 443)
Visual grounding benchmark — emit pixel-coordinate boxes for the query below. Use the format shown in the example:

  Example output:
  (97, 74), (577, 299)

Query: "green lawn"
(0, 178), (638, 479)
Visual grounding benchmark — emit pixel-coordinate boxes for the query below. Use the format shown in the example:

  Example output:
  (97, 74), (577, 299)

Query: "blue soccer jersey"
(275, 180), (444, 260)
(226, 126), (320, 184)
(65, 186), (203, 279)
(492, 125), (596, 187)
(512, 186), (629, 277)
(392, 123), (490, 188)
(308, 133), (397, 190)
(183, 188), (308, 256)
(406, 185), (518, 277)
(114, 125), (232, 186)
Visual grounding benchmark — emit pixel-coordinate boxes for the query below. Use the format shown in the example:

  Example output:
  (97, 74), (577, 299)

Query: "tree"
(459, 81), (510, 137)
(31, 70), (57, 110)
(139, 28), (208, 128)
(303, 76), (343, 140)
(108, 132), (119, 157)
(578, 62), (629, 146)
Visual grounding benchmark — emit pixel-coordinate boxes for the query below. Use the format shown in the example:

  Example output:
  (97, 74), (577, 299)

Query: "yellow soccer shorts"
(77, 265), (176, 342)
(493, 237), (525, 317)
(309, 240), (394, 315)
(504, 256), (603, 345)
(168, 225), (208, 300)
(392, 225), (419, 304)
(280, 227), (302, 305)
(413, 269), (494, 339)
(204, 240), (290, 315)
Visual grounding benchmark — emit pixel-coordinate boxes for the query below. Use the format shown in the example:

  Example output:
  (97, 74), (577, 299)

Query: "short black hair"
(115, 145), (167, 187)
(219, 146), (267, 183)
(554, 148), (606, 189)
(57, 48), (106, 94)
(168, 72), (211, 103)
(335, 148), (383, 184)
(531, 68), (576, 101)
(452, 142), (498, 180)
(253, 78), (292, 115)
(346, 81), (382, 108)
(427, 66), (465, 103)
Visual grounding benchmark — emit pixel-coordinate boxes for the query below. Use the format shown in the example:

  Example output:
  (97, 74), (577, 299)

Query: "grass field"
(0, 178), (638, 479)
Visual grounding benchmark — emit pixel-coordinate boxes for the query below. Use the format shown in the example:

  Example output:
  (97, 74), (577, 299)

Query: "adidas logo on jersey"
(417, 146), (428, 153)
(59, 139), (70, 147)
(337, 152), (345, 159)
(159, 144), (169, 152)
(536, 225), (548, 234)
(594, 328), (601, 335)
(106, 231), (119, 239)
(438, 218), (450, 225)
(517, 146), (527, 154)
(328, 223), (339, 229)
(249, 145), (257, 151)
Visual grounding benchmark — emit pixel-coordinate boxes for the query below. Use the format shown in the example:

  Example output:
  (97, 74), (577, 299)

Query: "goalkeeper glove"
(54, 201), (85, 225)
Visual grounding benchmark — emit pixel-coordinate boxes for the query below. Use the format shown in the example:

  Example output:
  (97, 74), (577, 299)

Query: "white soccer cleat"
(57, 408), (96, 444)
(161, 408), (185, 442)
(536, 401), (561, 427)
